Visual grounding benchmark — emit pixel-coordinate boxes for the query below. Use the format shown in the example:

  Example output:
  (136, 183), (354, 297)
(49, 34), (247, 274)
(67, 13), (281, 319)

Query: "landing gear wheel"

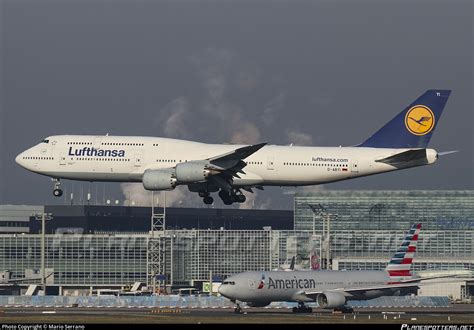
(52, 178), (62, 197)
(218, 190), (228, 199)
(219, 190), (233, 205)
(339, 306), (353, 313)
(234, 303), (242, 314)
(293, 303), (312, 313)
(203, 196), (213, 205)
(236, 195), (246, 203)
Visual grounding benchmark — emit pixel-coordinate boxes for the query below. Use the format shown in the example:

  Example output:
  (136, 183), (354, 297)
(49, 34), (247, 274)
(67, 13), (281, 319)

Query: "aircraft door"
(59, 153), (66, 165)
(267, 156), (275, 170)
(134, 154), (142, 167)
(248, 279), (257, 290)
(351, 160), (359, 173)
(93, 136), (102, 149)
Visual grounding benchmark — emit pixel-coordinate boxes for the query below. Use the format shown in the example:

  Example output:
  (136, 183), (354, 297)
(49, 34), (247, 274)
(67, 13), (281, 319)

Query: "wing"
(418, 116), (431, 122)
(205, 143), (266, 186)
(208, 143), (267, 168)
(300, 282), (419, 301)
(301, 275), (455, 301)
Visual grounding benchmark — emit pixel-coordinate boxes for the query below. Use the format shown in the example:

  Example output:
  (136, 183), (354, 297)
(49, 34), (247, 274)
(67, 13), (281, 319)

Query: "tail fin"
(359, 90), (451, 148)
(385, 223), (421, 281)
(310, 249), (320, 270)
(289, 256), (296, 271)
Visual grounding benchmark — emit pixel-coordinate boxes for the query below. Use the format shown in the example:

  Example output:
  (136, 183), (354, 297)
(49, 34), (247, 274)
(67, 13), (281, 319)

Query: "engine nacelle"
(246, 301), (271, 308)
(316, 291), (346, 309)
(175, 161), (210, 183)
(142, 169), (177, 191)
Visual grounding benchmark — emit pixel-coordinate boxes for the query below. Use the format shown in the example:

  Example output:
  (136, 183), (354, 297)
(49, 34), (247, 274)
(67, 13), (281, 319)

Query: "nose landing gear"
(234, 302), (242, 314)
(52, 178), (63, 197)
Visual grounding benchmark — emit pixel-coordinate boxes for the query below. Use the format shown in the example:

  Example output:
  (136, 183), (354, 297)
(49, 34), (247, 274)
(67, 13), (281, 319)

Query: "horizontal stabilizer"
(375, 149), (428, 166)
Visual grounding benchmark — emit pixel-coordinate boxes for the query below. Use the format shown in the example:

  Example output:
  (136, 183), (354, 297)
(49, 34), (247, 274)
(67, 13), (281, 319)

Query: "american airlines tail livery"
(16, 90), (451, 205)
(218, 223), (442, 313)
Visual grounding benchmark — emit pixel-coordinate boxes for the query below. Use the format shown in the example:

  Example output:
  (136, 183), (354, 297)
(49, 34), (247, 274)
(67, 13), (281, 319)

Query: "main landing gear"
(199, 192), (214, 205)
(333, 306), (354, 314)
(292, 302), (312, 313)
(199, 189), (247, 205)
(52, 178), (63, 197)
(218, 189), (246, 205)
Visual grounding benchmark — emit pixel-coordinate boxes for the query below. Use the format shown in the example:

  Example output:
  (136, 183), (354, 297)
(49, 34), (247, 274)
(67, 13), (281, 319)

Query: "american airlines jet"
(218, 223), (443, 313)
(16, 90), (451, 205)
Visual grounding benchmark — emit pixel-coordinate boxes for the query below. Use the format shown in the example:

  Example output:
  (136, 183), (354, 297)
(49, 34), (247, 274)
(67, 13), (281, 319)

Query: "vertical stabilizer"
(385, 223), (421, 281)
(359, 90), (450, 148)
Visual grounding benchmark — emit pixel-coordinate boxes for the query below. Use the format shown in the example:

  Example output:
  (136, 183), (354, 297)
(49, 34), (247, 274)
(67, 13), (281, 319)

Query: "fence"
(0, 295), (450, 308)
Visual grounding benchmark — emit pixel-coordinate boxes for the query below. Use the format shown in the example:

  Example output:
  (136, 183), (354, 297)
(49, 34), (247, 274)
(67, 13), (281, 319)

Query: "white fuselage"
(15, 135), (437, 187)
(218, 270), (395, 304)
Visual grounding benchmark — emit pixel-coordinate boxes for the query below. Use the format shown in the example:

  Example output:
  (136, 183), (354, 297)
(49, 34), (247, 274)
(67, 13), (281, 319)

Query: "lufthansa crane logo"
(404, 105), (435, 136)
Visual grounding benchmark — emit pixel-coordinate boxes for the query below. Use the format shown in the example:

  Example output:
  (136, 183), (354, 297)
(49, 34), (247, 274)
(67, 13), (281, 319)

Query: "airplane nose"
(218, 284), (227, 296)
(15, 152), (26, 168)
(15, 153), (22, 165)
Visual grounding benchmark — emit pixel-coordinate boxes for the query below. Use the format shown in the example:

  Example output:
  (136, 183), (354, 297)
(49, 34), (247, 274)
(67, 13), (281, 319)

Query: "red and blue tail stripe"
(385, 223), (421, 281)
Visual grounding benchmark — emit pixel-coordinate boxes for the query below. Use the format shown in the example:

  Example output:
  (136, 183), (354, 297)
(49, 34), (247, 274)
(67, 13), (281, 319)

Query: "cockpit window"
(222, 281), (235, 285)
(41, 139), (49, 144)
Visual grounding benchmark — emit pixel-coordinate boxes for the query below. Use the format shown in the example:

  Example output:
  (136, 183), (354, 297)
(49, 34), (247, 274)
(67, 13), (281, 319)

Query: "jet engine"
(175, 161), (211, 183)
(246, 301), (271, 308)
(142, 169), (177, 190)
(316, 292), (346, 309)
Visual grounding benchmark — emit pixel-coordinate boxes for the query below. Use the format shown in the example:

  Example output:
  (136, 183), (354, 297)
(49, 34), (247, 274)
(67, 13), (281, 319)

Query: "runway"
(0, 305), (473, 324)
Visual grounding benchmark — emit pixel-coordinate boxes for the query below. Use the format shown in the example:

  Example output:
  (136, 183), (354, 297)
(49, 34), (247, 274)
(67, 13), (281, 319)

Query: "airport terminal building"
(0, 190), (472, 301)
(294, 190), (474, 273)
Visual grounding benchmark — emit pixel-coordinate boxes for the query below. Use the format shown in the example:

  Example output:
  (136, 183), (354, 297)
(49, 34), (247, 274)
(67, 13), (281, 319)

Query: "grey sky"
(1, 0), (472, 208)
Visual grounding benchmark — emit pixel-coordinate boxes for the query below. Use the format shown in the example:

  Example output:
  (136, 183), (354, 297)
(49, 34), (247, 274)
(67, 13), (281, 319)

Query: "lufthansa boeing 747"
(16, 90), (452, 205)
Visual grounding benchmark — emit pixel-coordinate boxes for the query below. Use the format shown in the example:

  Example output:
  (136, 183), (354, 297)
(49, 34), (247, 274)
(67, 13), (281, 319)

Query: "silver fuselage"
(219, 270), (399, 304)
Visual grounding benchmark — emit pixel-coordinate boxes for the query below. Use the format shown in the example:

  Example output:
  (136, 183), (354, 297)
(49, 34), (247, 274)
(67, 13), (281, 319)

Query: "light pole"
(34, 212), (53, 295)
(307, 204), (322, 269)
